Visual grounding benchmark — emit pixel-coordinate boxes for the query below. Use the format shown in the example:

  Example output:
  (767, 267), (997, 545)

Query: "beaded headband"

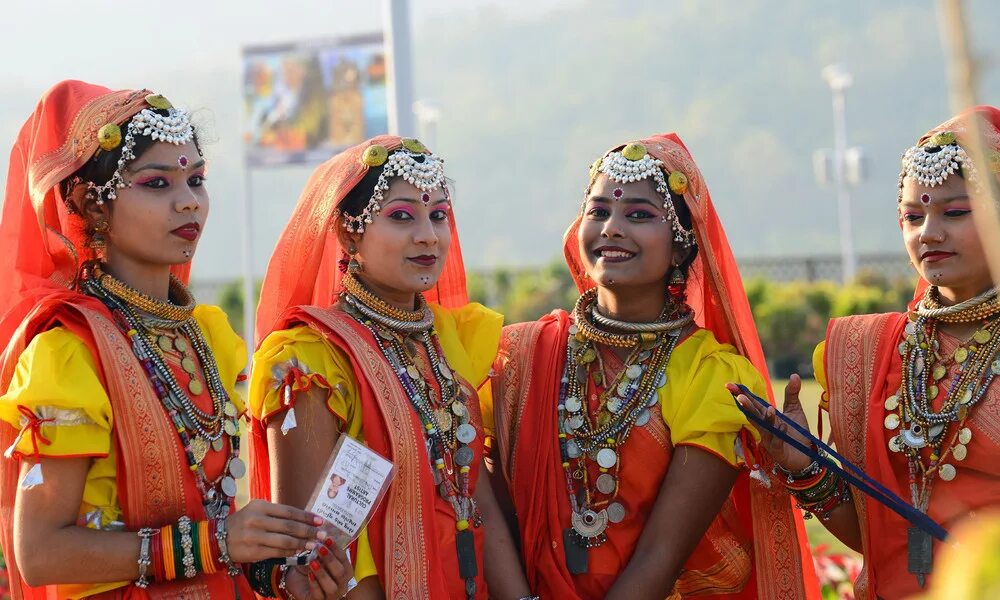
(586, 142), (696, 248)
(338, 138), (449, 234)
(897, 130), (1000, 202)
(81, 94), (196, 206)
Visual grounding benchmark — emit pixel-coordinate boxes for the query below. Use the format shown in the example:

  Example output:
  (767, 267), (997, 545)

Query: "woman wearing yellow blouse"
(249, 136), (533, 599)
(489, 133), (819, 599)
(0, 81), (348, 599)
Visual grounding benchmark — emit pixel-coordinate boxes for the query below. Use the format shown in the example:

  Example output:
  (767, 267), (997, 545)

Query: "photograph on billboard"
(242, 33), (388, 166)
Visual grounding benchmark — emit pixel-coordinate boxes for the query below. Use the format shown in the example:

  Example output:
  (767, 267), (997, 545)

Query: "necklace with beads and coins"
(80, 263), (244, 520)
(340, 273), (481, 599)
(558, 288), (693, 574)
(888, 285), (1000, 586)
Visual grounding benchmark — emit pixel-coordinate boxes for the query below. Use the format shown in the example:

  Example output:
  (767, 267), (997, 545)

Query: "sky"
(0, 0), (997, 287)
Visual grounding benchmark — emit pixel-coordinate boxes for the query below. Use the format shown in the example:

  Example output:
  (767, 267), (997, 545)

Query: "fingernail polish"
(324, 537), (334, 548)
(316, 529), (328, 541)
(309, 571), (316, 581)
(319, 545), (330, 556)
(305, 541), (317, 551)
(310, 560), (321, 572)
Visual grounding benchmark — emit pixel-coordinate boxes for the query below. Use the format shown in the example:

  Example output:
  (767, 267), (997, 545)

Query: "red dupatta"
(826, 105), (1000, 600)
(494, 133), (820, 599)
(0, 80), (241, 599)
(250, 136), (479, 598)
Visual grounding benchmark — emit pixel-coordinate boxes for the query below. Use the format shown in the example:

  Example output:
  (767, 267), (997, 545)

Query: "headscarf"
(254, 135), (468, 344)
(566, 132), (771, 393)
(0, 80), (192, 347)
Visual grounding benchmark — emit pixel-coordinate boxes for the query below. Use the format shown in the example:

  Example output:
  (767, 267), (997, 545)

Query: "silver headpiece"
(589, 142), (696, 248)
(898, 131), (977, 202)
(87, 98), (195, 205)
(340, 139), (449, 234)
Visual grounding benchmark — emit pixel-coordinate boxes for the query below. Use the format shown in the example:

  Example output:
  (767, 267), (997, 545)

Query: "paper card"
(306, 435), (396, 549)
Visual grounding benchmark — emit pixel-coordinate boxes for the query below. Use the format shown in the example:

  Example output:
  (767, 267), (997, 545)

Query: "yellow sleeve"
(429, 303), (503, 437)
(353, 528), (378, 584)
(0, 328), (113, 458)
(812, 340), (828, 391)
(248, 326), (362, 438)
(659, 329), (764, 467)
(193, 305), (248, 412)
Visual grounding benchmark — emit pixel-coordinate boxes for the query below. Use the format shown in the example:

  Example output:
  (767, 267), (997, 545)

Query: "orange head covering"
(255, 135), (468, 343)
(0, 80), (193, 346)
(565, 132), (771, 390)
(900, 105), (1000, 304)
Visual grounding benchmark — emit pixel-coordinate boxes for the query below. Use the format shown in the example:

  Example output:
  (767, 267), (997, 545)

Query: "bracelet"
(517, 596), (540, 600)
(178, 516), (197, 578)
(136, 528), (157, 588)
(773, 458), (822, 482)
(247, 560), (278, 597)
(162, 524), (176, 581)
(215, 516), (241, 576)
(797, 476), (852, 521)
(278, 564), (299, 600)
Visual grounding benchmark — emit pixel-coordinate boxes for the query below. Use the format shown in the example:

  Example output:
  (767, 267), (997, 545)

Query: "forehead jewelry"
(178, 155), (189, 170)
(897, 130), (992, 203)
(339, 138), (449, 234)
(587, 142), (696, 247)
(920, 193), (931, 205)
(86, 94), (195, 205)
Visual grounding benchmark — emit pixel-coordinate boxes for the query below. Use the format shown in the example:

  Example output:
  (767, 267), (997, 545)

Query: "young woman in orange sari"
(249, 136), (533, 599)
(0, 80), (349, 599)
(489, 133), (819, 599)
(737, 106), (1000, 599)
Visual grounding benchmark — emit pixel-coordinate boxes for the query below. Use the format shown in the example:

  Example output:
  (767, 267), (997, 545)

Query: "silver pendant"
(901, 426), (926, 449)
(596, 473), (616, 495)
(635, 409), (651, 427)
(455, 446), (474, 467)
(456, 423), (477, 444)
(606, 502), (626, 524)
(596, 448), (618, 469)
(571, 509), (608, 539)
(228, 457), (247, 479)
(221, 476), (238, 498)
(566, 439), (581, 459)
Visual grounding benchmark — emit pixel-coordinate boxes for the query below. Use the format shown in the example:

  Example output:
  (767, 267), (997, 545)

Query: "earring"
(89, 219), (110, 255)
(667, 267), (686, 304)
(347, 242), (362, 274)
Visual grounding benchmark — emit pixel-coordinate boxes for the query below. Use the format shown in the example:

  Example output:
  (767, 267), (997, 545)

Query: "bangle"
(162, 524), (177, 581)
(247, 560), (278, 597)
(178, 516), (197, 579)
(774, 458), (822, 482)
(278, 564), (298, 600)
(136, 528), (156, 588)
(215, 516), (241, 577)
(151, 527), (165, 582)
(199, 521), (216, 574)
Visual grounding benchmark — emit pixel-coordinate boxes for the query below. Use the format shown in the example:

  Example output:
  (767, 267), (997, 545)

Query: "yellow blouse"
(657, 328), (764, 466)
(249, 302), (503, 585)
(0, 304), (246, 598)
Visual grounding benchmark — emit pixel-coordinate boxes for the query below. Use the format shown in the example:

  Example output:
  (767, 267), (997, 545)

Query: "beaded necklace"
(80, 265), (243, 519)
(888, 285), (1000, 585)
(340, 284), (481, 599)
(557, 290), (689, 573)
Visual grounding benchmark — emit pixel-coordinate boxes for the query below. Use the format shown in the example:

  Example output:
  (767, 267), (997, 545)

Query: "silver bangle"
(278, 565), (299, 600)
(215, 516), (241, 577)
(135, 527), (156, 588)
(178, 516), (197, 579)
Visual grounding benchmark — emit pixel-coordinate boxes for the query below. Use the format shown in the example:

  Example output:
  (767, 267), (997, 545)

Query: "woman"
(249, 136), (534, 599)
(737, 106), (1000, 599)
(488, 133), (819, 599)
(0, 80), (351, 599)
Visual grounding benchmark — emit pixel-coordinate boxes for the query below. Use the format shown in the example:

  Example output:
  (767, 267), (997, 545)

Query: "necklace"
(342, 273), (428, 322)
(95, 264), (196, 321)
(916, 286), (1000, 323)
(80, 265), (243, 519)
(341, 287), (481, 599)
(889, 292), (1000, 586)
(572, 289), (691, 348)
(558, 293), (686, 574)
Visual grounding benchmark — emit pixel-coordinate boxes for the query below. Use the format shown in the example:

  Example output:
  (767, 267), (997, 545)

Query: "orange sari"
(824, 105), (1000, 600)
(0, 81), (247, 599)
(491, 133), (819, 599)
(249, 136), (484, 598)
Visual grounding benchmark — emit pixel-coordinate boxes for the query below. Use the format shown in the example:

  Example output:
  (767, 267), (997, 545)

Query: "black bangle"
(247, 560), (280, 597)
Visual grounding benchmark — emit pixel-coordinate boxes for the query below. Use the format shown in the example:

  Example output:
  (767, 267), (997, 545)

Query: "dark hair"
(67, 108), (203, 193)
(668, 189), (699, 277)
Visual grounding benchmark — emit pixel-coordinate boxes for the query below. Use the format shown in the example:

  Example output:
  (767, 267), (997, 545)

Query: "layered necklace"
(890, 285), (1000, 585)
(340, 274), (481, 599)
(558, 289), (692, 574)
(80, 264), (243, 520)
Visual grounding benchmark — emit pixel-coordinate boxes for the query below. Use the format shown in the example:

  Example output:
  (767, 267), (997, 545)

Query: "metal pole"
(829, 77), (857, 283)
(241, 168), (256, 357)
(383, 0), (416, 136)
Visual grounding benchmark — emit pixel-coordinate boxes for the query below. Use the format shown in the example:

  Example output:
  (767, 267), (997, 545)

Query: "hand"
(224, 499), (324, 563)
(284, 538), (355, 599)
(728, 374), (813, 472)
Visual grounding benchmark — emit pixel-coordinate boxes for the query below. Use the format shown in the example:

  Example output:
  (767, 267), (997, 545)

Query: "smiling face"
(578, 173), (676, 289)
(900, 174), (993, 300)
(351, 178), (452, 305)
(82, 139), (207, 269)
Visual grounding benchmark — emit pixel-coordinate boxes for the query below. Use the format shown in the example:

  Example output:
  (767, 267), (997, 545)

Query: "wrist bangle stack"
(133, 516), (233, 589)
(777, 459), (851, 520)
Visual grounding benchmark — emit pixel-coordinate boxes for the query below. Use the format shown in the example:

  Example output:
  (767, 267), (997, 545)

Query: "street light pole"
(383, 0), (416, 136)
(823, 64), (858, 284)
